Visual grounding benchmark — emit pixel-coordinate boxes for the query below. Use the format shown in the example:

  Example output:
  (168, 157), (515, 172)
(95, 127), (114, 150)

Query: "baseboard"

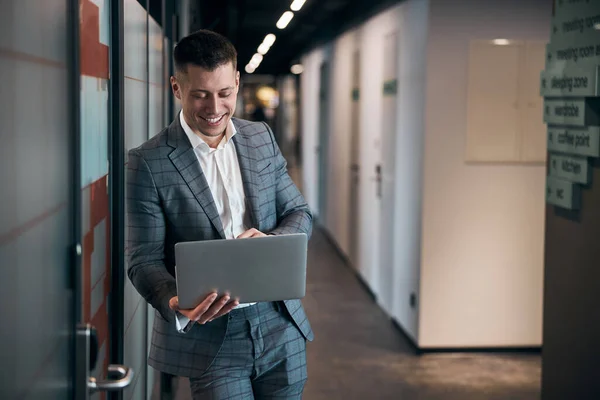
(317, 223), (351, 265)
(390, 318), (420, 352)
(316, 224), (376, 302)
(417, 346), (542, 354)
(389, 318), (542, 354)
(353, 268), (377, 302)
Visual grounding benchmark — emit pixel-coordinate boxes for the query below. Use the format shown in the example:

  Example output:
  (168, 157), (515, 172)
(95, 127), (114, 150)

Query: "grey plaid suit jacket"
(126, 117), (314, 378)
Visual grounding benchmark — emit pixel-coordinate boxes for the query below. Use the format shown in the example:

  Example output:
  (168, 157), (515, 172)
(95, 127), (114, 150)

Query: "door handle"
(76, 324), (134, 399)
(375, 164), (382, 198)
(88, 364), (134, 393)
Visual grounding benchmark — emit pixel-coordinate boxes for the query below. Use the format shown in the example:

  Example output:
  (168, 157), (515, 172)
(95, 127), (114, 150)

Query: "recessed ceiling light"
(492, 38), (511, 45)
(263, 34), (276, 47)
(291, 64), (304, 74)
(257, 43), (270, 55)
(291, 0), (307, 12)
(276, 11), (294, 29)
(251, 53), (263, 64)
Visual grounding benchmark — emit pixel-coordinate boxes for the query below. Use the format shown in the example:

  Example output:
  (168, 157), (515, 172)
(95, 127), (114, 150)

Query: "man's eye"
(220, 92), (232, 98)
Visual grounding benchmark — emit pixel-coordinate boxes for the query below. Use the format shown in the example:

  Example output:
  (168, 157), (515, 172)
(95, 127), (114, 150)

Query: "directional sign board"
(548, 153), (590, 184)
(542, 0), (599, 211)
(547, 126), (600, 157)
(546, 175), (580, 210)
(540, 66), (600, 97)
(543, 98), (600, 126)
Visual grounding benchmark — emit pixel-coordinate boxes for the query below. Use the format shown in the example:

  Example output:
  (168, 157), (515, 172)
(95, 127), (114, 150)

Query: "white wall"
(276, 75), (299, 157)
(356, 6), (403, 295)
(323, 30), (358, 256)
(390, 0), (429, 341)
(300, 48), (325, 215)
(418, 0), (550, 347)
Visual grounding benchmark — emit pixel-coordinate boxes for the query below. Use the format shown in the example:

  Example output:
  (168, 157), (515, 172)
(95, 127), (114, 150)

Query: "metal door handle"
(76, 324), (134, 398)
(89, 365), (134, 393)
(375, 164), (382, 198)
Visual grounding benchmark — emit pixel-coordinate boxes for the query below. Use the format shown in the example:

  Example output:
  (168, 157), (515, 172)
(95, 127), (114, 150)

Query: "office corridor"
(166, 227), (541, 400)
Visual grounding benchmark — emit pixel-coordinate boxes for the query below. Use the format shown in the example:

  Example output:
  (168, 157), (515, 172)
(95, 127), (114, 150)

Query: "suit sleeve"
(126, 149), (177, 323)
(262, 122), (313, 238)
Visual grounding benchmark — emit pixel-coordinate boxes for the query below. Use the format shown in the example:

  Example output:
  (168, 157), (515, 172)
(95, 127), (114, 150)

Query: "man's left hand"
(237, 228), (267, 239)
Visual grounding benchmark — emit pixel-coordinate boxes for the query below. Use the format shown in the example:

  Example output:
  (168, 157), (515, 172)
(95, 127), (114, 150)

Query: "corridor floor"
(167, 228), (541, 400)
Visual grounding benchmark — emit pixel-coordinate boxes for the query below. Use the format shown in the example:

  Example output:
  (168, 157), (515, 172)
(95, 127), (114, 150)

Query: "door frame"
(317, 60), (330, 224)
(68, 0), (83, 394)
(349, 49), (361, 269)
(109, 1), (126, 399)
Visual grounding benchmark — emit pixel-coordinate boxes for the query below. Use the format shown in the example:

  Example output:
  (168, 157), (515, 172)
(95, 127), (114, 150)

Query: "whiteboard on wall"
(465, 40), (547, 163)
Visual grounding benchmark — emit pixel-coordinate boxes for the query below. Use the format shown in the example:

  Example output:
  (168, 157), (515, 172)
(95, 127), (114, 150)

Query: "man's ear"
(171, 76), (182, 100)
(235, 71), (240, 88)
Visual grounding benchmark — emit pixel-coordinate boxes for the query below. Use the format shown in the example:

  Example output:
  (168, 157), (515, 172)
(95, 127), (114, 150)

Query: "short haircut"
(174, 29), (237, 75)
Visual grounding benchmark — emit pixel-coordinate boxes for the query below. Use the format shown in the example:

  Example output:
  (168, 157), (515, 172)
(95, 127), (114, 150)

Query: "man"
(126, 29), (313, 399)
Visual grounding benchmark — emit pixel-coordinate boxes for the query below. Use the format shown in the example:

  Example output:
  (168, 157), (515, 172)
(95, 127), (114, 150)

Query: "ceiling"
(189, 0), (402, 75)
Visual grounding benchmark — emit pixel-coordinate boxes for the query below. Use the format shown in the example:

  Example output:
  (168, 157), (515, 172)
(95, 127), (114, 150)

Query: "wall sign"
(549, 153), (590, 184)
(552, 0), (600, 20)
(546, 176), (581, 210)
(543, 0), (600, 211)
(545, 41), (600, 67)
(551, 17), (600, 45)
(540, 66), (600, 97)
(547, 126), (600, 157)
(382, 79), (397, 96)
(543, 98), (600, 126)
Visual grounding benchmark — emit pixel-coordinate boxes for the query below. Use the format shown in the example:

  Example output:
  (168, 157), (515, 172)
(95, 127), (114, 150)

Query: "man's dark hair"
(174, 29), (237, 75)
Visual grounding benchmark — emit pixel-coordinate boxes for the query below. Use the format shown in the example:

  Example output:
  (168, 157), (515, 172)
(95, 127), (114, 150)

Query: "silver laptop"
(174, 233), (308, 309)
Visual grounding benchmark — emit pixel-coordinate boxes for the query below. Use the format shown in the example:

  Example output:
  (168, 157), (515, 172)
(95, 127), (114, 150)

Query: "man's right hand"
(169, 292), (239, 324)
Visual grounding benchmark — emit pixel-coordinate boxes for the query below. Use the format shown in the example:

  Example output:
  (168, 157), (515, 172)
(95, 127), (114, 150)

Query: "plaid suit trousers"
(188, 301), (307, 399)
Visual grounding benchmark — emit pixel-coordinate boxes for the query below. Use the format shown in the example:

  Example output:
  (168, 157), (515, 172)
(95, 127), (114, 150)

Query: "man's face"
(171, 62), (240, 139)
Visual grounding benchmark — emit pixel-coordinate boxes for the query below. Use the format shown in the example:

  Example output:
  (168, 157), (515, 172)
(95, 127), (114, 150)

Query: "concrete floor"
(163, 227), (541, 400)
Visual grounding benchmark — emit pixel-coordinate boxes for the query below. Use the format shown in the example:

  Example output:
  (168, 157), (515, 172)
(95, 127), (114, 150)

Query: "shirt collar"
(180, 111), (237, 152)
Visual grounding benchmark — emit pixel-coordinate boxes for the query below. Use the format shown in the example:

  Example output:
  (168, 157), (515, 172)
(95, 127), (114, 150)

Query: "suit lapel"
(166, 119), (225, 238)
(231, 120), (261, 228)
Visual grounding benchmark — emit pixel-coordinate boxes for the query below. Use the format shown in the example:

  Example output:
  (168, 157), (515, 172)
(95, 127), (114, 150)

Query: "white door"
(317, 61), (330, 224)
(349, 50), (361, 269)
(379, 32), (399, 315)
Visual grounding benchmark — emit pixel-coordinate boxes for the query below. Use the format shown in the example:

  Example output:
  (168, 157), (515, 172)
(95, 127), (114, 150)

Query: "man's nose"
(206, 95), (219, 115)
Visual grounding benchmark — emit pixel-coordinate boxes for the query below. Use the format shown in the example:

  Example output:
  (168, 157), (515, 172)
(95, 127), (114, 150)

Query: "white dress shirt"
(176, 111), (255, 332)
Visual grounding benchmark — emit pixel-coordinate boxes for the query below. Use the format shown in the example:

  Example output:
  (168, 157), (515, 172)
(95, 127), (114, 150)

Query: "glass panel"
(79, 0), (112, 397)
(123, 0), (149, 398)
(0, 0), (74, 398)
(149, 15), (165, 137)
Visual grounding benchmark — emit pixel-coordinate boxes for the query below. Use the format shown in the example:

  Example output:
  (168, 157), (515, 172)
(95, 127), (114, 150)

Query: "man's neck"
(199, 131), (225, 149)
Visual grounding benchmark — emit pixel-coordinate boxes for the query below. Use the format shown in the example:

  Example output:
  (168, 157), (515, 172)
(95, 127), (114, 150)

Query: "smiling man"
(126, 30), (313, 399)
